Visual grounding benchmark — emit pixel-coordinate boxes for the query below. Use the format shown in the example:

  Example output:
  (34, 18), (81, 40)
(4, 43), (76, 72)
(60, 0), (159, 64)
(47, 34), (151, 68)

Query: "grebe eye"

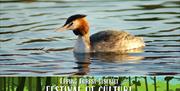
(67, 22), (73, 28)
(69, 22), (73, 26)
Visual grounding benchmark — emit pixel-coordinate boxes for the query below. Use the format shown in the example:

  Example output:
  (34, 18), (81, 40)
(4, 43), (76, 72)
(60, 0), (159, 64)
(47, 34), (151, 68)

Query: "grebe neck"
(74, 33), (91, 53)
(73, 18), (91, 53)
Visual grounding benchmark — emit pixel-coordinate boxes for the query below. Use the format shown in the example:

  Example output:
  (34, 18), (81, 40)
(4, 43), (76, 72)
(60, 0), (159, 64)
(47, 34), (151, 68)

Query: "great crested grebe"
(56, 14), (145, 53)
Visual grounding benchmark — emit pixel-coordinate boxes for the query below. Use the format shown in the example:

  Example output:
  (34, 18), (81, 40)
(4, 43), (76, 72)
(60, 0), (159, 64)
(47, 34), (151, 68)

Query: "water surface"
(0, 0), (180, 76)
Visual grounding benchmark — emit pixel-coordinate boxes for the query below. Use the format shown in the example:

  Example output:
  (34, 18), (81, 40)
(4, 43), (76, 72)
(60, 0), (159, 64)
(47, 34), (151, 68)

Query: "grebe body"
(56, 14), (145, 53)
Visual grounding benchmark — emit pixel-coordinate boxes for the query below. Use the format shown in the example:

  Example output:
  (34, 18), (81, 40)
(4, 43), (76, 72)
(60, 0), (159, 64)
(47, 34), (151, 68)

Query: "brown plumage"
(73, 18), (89, 36)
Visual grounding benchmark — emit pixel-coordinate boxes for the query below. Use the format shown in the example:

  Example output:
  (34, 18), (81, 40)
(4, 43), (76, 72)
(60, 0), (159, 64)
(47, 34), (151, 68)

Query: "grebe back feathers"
(90, 30), (145, 53)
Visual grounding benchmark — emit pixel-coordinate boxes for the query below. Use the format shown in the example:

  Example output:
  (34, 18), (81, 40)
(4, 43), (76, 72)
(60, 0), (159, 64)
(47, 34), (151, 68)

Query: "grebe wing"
(90, 30), (145, 53)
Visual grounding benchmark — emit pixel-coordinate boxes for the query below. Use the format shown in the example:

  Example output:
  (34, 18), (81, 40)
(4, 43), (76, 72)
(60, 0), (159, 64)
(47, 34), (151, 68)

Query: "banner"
(0, 76), (179, 91)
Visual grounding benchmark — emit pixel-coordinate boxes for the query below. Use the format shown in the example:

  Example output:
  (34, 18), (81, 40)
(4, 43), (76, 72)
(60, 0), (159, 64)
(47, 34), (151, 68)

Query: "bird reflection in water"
(74, 53), (91, 75)
(73, 48), (144, 75)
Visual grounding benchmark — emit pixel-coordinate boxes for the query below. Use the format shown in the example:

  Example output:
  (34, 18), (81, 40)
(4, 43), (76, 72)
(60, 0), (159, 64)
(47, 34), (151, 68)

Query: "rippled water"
(0, 0), (180, 76)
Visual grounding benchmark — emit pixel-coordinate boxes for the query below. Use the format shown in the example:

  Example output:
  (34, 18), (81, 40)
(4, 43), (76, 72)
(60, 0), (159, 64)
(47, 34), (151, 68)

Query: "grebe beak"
(55, 27), (66, 32)
(55, 25), (69, 32)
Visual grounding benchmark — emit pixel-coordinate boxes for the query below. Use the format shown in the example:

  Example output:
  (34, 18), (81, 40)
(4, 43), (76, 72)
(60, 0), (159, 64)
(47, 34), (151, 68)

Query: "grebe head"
(56, 14), (90, 36)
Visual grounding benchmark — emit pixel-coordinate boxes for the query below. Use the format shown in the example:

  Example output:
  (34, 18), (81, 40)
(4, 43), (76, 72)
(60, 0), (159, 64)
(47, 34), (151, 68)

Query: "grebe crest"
(56, 14), (145, 53)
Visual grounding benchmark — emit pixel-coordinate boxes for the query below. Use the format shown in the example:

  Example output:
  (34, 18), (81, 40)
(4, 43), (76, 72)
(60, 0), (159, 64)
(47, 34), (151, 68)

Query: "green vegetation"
(0, 76), (179, 91)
